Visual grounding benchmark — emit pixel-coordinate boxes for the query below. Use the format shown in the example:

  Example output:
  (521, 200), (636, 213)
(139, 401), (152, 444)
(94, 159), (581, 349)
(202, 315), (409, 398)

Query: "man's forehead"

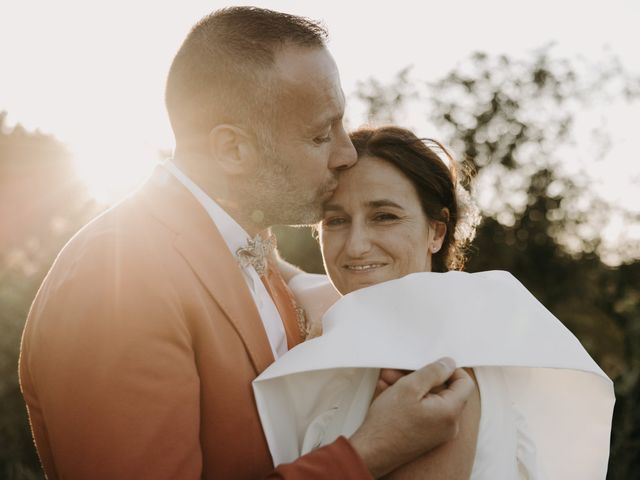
(273, 45), (339, 85)
(271, 46), (345, 124)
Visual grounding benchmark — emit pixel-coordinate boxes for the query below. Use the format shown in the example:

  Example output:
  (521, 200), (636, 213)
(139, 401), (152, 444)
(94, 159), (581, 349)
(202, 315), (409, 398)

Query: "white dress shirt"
(163, 160), (287, 359)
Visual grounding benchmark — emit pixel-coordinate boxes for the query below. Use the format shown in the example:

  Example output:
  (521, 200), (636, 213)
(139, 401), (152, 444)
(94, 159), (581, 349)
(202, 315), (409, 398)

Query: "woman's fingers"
(373, 368), (411, 399)
(373, 358), (461, 400)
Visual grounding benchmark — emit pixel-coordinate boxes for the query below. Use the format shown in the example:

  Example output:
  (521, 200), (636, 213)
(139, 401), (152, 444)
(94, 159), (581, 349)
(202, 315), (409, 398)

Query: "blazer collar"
(140, 166), (275, 374)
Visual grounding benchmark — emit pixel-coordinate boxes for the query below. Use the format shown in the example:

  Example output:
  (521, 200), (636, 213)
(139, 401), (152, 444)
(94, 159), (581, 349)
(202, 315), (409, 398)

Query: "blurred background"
(1, 1), (638, 478)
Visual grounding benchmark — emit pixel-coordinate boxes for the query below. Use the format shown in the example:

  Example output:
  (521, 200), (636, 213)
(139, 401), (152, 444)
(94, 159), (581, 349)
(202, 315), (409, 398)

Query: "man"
(19, 7), (473, 479)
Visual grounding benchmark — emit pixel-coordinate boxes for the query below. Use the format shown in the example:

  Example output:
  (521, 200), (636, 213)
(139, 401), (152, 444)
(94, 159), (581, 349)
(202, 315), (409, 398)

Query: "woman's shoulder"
(288, 273), (340, 338)
(288, 272), (332, 291)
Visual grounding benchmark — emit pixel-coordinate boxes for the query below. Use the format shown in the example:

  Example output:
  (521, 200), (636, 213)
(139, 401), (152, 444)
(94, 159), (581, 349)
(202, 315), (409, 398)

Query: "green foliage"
(427, 48), (640, 261)
(1, 269), (44, 480)
(0, 114), (98, 479)
(273, 225), (324, 274)
(354, 66), (418, 125)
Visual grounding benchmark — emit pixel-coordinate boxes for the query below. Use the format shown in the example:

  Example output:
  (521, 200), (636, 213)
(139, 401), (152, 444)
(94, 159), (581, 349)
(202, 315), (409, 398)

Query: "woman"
(254, 126), (614, 479)
(317, 126), (480, 479)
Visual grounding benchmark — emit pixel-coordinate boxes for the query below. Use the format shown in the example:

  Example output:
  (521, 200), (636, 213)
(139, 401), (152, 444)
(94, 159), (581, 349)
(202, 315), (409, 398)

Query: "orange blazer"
(19, 168), (371, 479)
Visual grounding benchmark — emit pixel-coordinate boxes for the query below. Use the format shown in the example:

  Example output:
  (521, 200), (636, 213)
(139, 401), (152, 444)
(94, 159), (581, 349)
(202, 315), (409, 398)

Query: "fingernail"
(437, 357), (456, 370)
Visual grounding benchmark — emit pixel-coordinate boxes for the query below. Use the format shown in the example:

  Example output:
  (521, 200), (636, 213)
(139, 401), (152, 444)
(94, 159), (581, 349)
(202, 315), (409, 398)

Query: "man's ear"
(207, 124), (258, 175)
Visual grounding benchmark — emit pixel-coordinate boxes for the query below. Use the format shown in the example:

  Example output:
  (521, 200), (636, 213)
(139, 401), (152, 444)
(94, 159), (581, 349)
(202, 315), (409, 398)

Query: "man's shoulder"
(62, 195), (152, 255)
(46, 190), (173, 285)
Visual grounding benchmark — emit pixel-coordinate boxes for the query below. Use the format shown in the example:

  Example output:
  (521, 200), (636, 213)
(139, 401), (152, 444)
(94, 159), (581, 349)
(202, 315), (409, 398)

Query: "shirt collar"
(163, 159), (252, 259)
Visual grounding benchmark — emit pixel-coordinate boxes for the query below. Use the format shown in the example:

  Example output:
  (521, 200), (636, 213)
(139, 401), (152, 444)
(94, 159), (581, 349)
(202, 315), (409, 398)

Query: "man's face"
(251, 46), (357, 226)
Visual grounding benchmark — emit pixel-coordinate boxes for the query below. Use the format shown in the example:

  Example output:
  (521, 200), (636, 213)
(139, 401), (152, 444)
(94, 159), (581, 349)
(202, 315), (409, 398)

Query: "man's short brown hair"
(165, 7), (327, 147)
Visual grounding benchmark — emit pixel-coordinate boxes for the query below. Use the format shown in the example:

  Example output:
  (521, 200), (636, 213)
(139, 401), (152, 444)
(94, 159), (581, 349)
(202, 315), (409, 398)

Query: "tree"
(0, 112), (98, 479)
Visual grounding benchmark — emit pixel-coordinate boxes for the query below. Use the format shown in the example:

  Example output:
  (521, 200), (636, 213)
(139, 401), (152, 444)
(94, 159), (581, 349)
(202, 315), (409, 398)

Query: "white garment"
(471, 367), (540, 479)
(163, 160), (287, 359)
(253, 271), (614, 479)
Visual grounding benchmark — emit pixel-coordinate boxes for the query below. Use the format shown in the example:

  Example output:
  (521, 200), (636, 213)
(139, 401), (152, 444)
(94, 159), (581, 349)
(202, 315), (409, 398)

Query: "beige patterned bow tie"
(236, 234), (277, 276)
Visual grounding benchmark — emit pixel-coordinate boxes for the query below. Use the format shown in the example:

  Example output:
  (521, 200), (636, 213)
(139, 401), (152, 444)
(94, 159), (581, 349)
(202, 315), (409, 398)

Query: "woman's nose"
(344, 224), (372, 257)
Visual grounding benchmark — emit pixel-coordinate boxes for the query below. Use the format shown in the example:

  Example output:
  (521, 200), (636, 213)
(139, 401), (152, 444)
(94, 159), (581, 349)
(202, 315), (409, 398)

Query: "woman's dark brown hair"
(349, 126), (468, 272)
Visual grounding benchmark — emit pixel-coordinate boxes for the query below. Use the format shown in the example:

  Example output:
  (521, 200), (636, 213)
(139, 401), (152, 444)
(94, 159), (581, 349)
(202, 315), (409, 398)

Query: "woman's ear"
(429, 208), (449, 254)
(207, 124), (259, 175)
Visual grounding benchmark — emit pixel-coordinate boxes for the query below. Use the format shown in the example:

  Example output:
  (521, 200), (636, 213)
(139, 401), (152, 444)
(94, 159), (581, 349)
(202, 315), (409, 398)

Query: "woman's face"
(320, 155), (444, 295)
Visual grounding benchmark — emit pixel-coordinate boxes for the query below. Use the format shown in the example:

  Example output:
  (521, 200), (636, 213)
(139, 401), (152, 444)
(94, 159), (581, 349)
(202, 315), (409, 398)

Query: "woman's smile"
(342, 262), (388, 273)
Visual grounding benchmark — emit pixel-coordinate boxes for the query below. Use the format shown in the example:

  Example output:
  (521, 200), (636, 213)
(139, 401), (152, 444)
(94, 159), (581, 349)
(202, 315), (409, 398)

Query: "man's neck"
(171, 154), (269, 237)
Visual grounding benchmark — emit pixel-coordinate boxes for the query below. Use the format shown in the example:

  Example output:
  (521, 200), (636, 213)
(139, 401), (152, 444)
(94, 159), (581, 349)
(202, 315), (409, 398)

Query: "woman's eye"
(322, 216), (347, 227)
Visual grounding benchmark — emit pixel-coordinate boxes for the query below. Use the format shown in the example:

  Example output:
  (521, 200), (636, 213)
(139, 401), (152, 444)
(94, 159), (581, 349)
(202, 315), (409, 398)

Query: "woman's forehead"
(327, 157), (420, 210)
(340, 156), (411, 190)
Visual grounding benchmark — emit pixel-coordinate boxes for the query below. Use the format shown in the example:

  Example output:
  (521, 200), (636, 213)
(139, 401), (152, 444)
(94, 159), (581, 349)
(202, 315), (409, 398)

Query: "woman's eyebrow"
(324, 199), (404, 212)
(368, 199), (404, 209)
(323, 203), (343, 212)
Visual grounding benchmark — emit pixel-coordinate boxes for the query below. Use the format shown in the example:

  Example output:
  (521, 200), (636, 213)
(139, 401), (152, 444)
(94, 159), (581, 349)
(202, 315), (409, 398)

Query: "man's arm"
(270, 360), (474, 479)
(268, 436), (372, 479)
(381, 368), (481, 479)
(350, 361), (473, 478)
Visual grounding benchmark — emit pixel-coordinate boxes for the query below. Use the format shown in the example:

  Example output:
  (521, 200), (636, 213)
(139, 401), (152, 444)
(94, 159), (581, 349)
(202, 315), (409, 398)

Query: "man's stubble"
(238, 140), (336, 229)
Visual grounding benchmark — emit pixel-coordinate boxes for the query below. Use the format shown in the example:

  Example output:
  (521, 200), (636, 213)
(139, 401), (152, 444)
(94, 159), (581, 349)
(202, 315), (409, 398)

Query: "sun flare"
(72, 140), (161, 205)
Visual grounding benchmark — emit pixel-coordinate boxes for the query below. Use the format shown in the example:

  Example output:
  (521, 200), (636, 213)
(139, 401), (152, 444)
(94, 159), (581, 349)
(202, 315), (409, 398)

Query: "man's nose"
(329, 127), (357, 171)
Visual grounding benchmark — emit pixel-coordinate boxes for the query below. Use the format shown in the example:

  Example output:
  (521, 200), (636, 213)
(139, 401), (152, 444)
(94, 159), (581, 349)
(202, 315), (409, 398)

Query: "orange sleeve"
(268, 436), (373, 479)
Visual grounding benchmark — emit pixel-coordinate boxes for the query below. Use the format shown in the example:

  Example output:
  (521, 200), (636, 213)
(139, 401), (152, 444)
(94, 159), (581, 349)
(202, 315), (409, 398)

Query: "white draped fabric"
(253, 271), (614, 479)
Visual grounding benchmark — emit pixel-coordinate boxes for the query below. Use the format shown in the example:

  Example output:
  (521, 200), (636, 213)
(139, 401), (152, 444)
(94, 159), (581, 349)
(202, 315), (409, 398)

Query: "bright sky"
(1, 0), (639, 258)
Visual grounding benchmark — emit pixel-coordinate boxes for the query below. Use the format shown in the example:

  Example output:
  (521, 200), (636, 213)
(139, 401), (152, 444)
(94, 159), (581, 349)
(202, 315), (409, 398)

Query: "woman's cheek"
(322, 235), (341, 273)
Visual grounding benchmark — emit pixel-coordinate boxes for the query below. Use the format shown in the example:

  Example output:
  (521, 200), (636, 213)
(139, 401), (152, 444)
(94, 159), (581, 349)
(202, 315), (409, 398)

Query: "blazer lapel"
(140, 167), (275, 374)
